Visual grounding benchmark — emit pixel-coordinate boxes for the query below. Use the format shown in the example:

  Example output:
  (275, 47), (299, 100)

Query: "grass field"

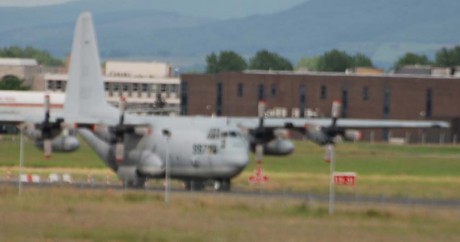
(1, 137), (460, 199)
(1, 137), (460, 241)
(0, 186), (459, 241)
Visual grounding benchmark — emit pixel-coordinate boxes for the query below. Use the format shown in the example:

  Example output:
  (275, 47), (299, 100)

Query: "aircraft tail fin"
(64, 12), (118, 125)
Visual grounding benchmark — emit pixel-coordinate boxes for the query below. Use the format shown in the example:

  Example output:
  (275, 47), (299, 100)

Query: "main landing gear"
(184, 179), (231, 192)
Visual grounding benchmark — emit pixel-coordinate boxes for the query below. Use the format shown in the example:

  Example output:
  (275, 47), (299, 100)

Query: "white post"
(18, 127), (24, 195)
(327, 144), (335, 215)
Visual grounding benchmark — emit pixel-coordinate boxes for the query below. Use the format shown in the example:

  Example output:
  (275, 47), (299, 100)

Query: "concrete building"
(44, 60), (181, 115)
(0, 58), (42, 88)
(181, 71), (460, 143)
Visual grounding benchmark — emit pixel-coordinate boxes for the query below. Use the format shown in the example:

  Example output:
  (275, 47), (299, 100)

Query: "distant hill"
(1, 0), (459, 69)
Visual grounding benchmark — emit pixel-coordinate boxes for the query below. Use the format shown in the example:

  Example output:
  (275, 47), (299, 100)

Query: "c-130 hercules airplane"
(11, 12), (448, 191)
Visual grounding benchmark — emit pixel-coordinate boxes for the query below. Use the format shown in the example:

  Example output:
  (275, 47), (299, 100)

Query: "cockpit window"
(207, 128), (220, 139)
(221, 131), (241, 138)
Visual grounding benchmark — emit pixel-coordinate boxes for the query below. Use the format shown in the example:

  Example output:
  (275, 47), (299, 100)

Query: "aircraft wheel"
(125, 177), (146, 189)
(213, 179), (231, 192)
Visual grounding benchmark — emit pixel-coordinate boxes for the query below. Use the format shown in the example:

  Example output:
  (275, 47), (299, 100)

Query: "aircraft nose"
(228, 153), (249, 170)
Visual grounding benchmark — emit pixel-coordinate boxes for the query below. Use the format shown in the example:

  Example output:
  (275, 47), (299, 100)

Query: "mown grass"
(1, 136), (460, 199)
(0, 186), (459, 242)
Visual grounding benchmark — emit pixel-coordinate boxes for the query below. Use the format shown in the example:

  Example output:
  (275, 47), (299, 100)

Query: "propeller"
(323, 100), (341, 162)
(36, 94), (63, 158)
(113, 96), (127, 163)
(248, 101), (270, 183)
(255, 101), (266, 165)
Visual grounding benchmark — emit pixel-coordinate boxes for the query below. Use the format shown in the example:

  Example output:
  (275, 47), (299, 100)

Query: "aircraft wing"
(229, 117), (450, 129)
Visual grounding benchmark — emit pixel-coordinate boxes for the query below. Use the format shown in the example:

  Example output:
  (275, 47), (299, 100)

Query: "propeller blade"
(331, 100), (342, 118)
(119, 96), (126, 125)
(44, 94), (50, 121)
(331, 100), (342, 128)
(257, 100), (266, 127)
(43, 94), (52, 158)
(255, 144), (264, 164)
(115, 142), (124, 163)
(44, 139), (52, 159)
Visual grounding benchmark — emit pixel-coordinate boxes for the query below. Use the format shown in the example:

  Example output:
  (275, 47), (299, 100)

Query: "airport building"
(0, 58), (43, 88)
(181, 71), (460, 143)
(43, 60), (181, 115)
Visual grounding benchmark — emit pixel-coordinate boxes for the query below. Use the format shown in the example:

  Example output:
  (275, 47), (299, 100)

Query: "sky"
(0, 0), (309, 19)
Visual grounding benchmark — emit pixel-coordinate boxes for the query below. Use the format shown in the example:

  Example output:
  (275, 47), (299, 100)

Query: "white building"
(44, 61), (181, 115)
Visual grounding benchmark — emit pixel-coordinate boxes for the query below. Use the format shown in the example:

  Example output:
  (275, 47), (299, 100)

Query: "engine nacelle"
(137, 150), (165, 177)
(263, 139), (295, 156)
(35, 135), (80, 152)
(306, 130), (329, 145)
(131, 150), (164, 177)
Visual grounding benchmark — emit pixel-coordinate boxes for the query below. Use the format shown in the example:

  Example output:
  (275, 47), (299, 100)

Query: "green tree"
(0, 75), (29, 90)
(435, 46), (460, 67)
(0, 46), (64, 67)
(393, 52), (432, 70)
(352, 53), (374, 68)
(205, 51), (247, 73)
(316, 49), (354, 72)
(296, 56), (320, 71)
(249, 49), (293, 71)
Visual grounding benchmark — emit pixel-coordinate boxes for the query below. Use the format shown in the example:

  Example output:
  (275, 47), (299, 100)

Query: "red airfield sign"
(248, 166), (269, 184)
(333, 172), (357, 186)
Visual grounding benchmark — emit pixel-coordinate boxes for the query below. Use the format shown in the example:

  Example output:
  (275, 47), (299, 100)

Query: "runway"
(2, 179), (460, 209)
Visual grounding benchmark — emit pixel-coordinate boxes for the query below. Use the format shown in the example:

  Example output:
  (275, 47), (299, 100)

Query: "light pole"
(162, 129), (171, 204)
(18, 126), (24, 195)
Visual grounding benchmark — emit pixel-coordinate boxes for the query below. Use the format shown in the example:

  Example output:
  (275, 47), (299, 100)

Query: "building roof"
(0, 58), (37, 66)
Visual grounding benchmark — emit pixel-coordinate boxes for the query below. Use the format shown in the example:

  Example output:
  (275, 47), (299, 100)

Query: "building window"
(132, 83), (138, 92)
(122, 83), (129, 92)
(320, 85), (327, 100)
(363, 86), (369, 101)
(237, 83), (244, 97)
(104, 83), (109, 91)
(426, 88), (432, 118)
(47, 81), (54, 90)
(258, 84), (265, 101)
(299, 85), (306, 118)
(383, 87), (391, 119)
(271, 83), (277, 97)
(113, 83), (119, 92)
(161, 84), (167, 93)
(216, 82), (223, 116)
(341, 86), (348, 118)
(180, 82), (188, 115)
(56, 81), (62, 90)
(142, 83), (148, 92)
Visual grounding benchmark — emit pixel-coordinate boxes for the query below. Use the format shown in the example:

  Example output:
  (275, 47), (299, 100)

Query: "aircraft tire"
(126, 177), (146, 189)
(214, 179), (231, 192)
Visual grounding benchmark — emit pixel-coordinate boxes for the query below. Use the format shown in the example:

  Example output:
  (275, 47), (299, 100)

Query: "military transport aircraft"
(2, 12), (449, 191)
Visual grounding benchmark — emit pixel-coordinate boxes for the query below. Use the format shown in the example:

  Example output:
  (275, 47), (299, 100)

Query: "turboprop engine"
(34, 134), (80, 152)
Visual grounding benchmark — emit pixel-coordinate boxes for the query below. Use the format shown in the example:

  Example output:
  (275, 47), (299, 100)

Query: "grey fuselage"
(79, 116), (250, 183)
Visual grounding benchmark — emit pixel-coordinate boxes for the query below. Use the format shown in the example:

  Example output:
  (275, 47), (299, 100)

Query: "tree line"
(0, 46), (64, 67)
(206, 45), (460, 73)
